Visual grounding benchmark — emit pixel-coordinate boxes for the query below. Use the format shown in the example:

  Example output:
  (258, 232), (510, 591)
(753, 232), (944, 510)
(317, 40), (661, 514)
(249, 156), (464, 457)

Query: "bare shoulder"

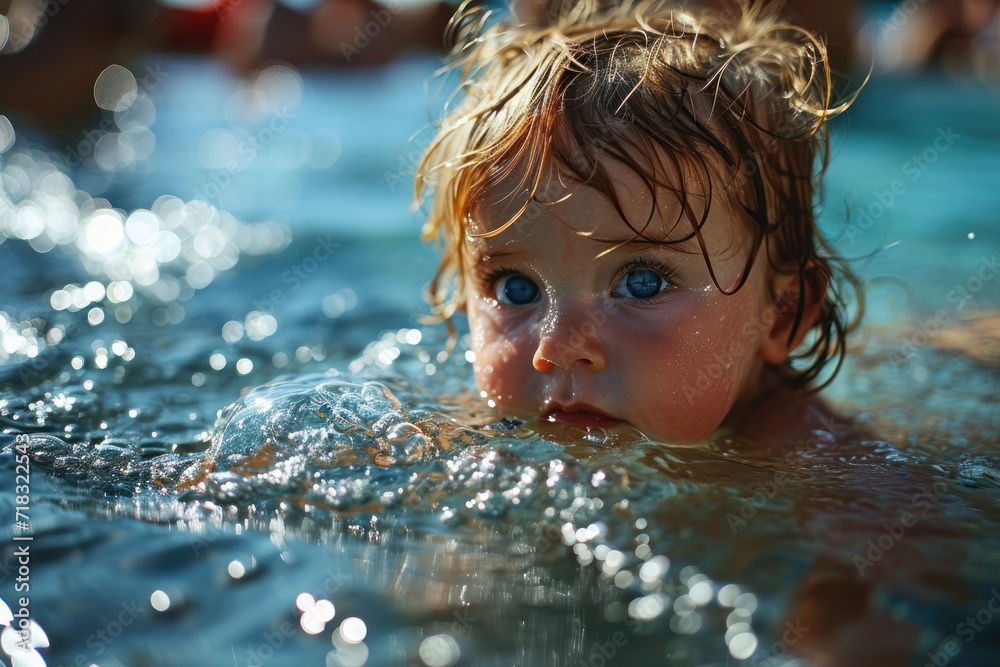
(736, 381), (863, 450)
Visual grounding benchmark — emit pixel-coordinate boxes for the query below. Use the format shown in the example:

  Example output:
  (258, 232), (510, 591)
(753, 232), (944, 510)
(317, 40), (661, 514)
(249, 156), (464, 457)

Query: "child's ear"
(758, 264), (828, 365)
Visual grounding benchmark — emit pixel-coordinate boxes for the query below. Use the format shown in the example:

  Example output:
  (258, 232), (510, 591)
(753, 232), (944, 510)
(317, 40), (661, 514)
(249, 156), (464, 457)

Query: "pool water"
(1, 56), (1000, 667)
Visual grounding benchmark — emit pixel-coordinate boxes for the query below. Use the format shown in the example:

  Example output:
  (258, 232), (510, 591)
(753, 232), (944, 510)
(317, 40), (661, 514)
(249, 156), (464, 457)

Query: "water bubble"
(326, 643), (369, 667)
(51, 290), (72, 310)
(728, 631), (758, 660)
(94, 132), (136, 171)
(150, 589), (171, 612)
(222, 320), (245, 343)
(638, 555), (669, 583)
(717, 583), (742, 607)
(418, 634), (460, 667)
(0, 115), (14, 153)
(968, 232), (975, 240)
(11, 205), (45, 240)
(298, 594), (335, 635)
(125, 209), (160, 244)
(614, 571), (634, 589)
(339, 617), (367, 644)
(253, 64), (303, 113)
(84, 210), (125, 254)
(629, 594), (667, 621)
(302, 613), (326, 635)
(197, 129), (239, 170)
(245, 311), (277, 340)
(725, 622), (751, 644)
(308, 128), (343, 170)
(83, 281), (106, 303)
(150, 230), (182, 263)
(734, 592), (758, 613)
(688, 580), (714, 605)
(106, 281), (134, 303)
(116, 93), (156, 131)
(313, 599), (334, 621)
(94, 64), (138, 112)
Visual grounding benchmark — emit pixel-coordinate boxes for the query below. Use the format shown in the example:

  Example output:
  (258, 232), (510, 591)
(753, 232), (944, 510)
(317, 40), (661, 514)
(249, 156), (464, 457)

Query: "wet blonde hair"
(415, 0), (863, 388)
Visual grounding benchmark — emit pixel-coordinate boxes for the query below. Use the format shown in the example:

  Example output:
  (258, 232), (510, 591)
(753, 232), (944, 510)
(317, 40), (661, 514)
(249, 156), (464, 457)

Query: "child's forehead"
(468, 151), (745, 251)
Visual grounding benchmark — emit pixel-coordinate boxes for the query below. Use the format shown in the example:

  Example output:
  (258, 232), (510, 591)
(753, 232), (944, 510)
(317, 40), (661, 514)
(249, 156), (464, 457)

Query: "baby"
(415, 0), (862, 445)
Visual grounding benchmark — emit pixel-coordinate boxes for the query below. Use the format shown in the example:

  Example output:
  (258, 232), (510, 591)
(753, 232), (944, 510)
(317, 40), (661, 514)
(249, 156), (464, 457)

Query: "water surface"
(1, 58), (999, 667)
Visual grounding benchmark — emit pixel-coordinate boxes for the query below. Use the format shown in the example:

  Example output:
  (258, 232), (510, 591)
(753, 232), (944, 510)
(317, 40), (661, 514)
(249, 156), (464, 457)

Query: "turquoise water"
(1, 56), (999, 666)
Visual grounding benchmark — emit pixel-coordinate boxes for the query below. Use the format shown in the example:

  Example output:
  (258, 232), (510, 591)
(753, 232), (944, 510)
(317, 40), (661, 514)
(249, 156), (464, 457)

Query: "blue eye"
(496, 274), (539, 305)
(615, 268), (668, 299)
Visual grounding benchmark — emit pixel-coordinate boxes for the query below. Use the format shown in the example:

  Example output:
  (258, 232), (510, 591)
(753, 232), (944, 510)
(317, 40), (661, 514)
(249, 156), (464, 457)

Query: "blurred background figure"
(1, 0), (998, 136)
(860, 0), (1000, 76)
(0, 0), (162, 130)
(0, 0), (456, 133)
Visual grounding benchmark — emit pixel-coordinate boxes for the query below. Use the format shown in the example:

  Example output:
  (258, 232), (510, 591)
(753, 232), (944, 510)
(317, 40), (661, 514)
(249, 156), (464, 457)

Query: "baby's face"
(462, 158), (779, 444)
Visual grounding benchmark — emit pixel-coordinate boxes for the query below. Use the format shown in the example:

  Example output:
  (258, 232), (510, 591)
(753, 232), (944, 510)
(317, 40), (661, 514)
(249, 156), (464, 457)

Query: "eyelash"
(613, 256), (678, 299)
(476, 263), (520, 297)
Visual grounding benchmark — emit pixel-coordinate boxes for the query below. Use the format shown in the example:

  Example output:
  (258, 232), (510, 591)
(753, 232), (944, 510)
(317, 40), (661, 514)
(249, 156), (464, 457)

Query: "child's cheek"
(468, 306), (535, 412)
(473, 332), (530, 392)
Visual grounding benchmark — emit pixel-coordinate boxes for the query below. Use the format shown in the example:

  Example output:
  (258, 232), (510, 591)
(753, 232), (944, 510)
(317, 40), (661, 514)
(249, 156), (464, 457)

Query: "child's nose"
(531, 307), (608, 372)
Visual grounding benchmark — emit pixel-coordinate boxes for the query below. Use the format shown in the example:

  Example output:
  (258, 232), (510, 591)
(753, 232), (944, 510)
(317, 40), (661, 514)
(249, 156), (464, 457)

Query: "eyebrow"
(591, 236), (701, 258)
(469, 246), (521, 265)
(467, 236), (696, 268)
